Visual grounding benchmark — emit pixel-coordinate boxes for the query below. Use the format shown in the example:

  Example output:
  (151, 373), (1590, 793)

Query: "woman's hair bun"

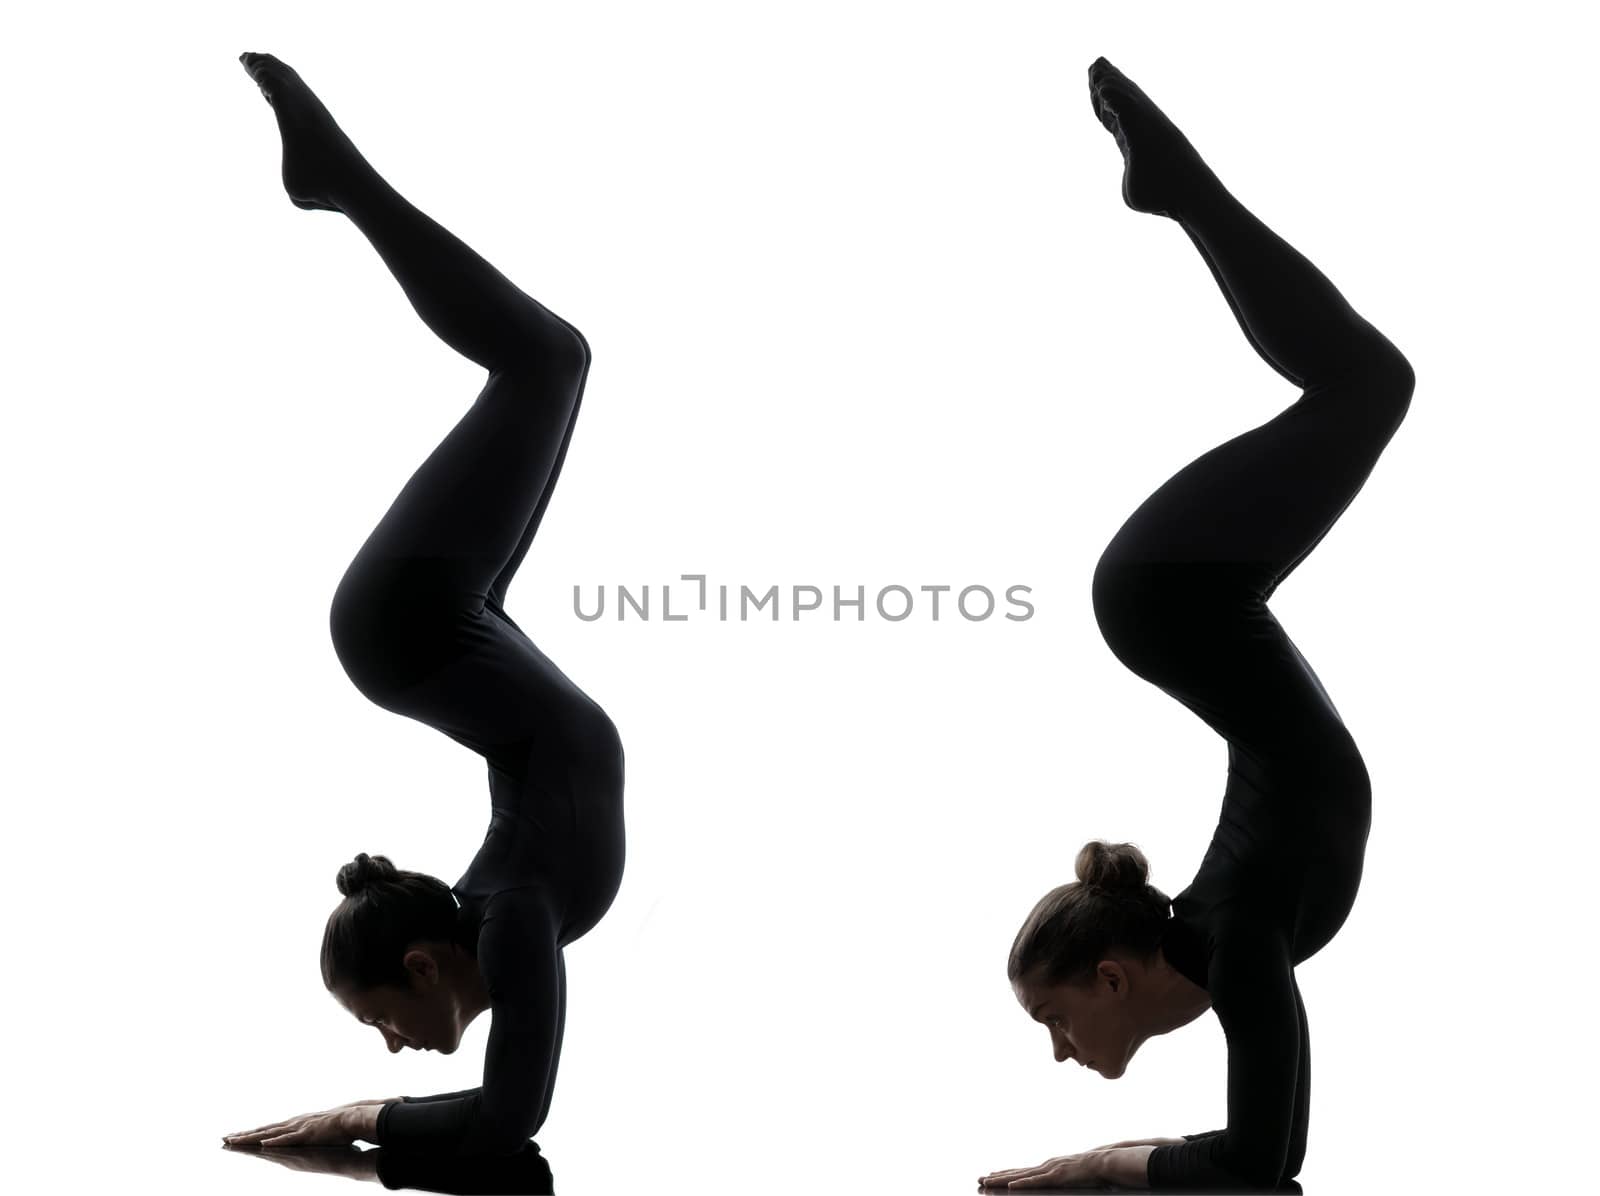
(336, 852), (399, 898)
(1074, 840), (1151, 893)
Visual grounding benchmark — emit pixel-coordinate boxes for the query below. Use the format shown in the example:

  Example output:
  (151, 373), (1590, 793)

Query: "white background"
(6, 1), (1594, 1192)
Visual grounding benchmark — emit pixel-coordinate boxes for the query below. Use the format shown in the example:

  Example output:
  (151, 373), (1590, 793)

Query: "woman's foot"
(1087, 57), (1223, 220)
(239, 52), (374, 212)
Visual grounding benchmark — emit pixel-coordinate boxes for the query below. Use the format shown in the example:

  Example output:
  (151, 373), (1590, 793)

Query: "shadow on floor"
(222, 1139), (553, 1194)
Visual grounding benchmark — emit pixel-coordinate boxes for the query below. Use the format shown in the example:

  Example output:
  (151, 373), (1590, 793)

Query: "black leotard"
(1087, 109), (1414, 1190)
(307, 143), (625, 1155)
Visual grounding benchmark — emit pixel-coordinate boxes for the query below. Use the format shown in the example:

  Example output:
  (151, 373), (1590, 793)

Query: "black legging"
(266, 66), (626, 1147)
(1090, 151), (1414, 941)
(321, 181), (604, 764)
(1084, 58), (1414, 1190)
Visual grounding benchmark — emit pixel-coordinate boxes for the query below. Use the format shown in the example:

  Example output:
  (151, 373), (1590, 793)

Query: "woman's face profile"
(333, 957), (462, 1055)
(1012, 964), (1137, 1078)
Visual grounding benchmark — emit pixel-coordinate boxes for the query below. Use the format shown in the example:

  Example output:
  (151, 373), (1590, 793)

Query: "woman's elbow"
(1219, 1145), (1294, 1191)
(467, 1114), (538, 1158)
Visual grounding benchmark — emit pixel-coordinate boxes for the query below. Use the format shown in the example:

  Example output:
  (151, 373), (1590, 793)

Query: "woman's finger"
(982, 1161), (1057, 1182)
(230, 1118), (311, 1145)
(1008, 1164), (1079, 1189)
(228, 1122), (299, 1140)
(980, 1171), (1033, 1186)
(225, 1110), (325, 1140)
(225, 1120), (292, 1139)
(980, 1171), (1043, 1188)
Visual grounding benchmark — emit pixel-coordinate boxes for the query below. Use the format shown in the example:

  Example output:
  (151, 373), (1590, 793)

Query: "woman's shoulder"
(1202, 907), (1297, 1017)
(479, 884), (561, 927)
(1172, 888), (1291, 952)
(474, 887), (563, 1001)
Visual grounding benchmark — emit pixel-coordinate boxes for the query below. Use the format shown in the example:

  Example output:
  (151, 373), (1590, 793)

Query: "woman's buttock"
(330, 567), (614, 764)
(1091, 560), (1268, 683)
(329, 555), (481, 700)
(1093, 559), (1358, 767)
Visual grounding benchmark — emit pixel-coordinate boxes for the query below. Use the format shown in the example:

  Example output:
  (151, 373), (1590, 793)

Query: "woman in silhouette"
(223, 52), (624, 1158)
(980, 58), (1414, 1193)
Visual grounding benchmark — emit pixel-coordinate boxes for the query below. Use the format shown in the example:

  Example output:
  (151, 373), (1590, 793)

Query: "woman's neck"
(445, 943), (493, 1024)
(1145, 947), (1213, 1036)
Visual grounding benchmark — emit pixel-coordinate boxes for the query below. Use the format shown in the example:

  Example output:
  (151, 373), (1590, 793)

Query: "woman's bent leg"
(328, 366), (586, 698)
(1087, 58), (1414, 590)
(238, 55), (590, 689)
(1086, 60), (1413, 761)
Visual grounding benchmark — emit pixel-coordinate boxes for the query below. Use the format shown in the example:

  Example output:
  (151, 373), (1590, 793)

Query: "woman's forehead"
(334, 985), (386, 1018)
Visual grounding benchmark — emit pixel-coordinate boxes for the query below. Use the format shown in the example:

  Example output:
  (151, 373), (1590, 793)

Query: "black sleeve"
(1280, 974), (1310, 1181)
(375, 889), (563, 1156)
(1147, 926), (1306, 1191)
(395, 1087), (482, 1105)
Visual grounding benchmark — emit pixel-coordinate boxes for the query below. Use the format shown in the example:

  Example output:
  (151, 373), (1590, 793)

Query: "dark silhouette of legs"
(239, 53), (593, 708)
(1087, 55), (1414, 766)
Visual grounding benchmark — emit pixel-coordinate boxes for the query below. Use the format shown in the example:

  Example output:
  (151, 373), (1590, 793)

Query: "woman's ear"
(1096, 959), (1129, 994)
(402, 947), (441, 983)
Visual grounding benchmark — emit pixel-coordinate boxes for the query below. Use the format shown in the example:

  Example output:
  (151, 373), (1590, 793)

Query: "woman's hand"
(223, 1101), (386, 1148)
(979, 1143), (1158, 1190)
